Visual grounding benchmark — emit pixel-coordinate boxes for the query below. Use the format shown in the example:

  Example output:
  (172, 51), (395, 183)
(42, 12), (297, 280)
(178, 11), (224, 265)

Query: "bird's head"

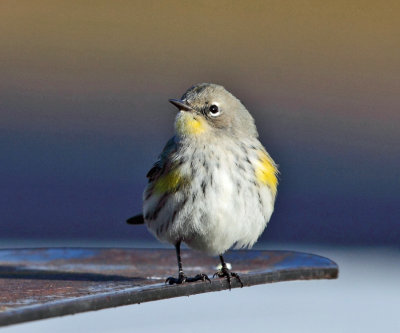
(170, 83), (258, 140)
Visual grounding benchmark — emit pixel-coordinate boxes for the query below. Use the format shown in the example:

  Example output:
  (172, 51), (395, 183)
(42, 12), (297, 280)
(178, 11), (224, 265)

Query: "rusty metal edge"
(0, 265), (338, 327)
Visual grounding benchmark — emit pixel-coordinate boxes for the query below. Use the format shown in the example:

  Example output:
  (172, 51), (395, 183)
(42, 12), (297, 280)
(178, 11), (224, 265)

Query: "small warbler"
(127, 83), (278, 288)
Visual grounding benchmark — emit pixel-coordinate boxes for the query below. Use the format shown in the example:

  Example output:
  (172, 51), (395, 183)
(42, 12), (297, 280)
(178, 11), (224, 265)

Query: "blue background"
(1, 1), (399, 246)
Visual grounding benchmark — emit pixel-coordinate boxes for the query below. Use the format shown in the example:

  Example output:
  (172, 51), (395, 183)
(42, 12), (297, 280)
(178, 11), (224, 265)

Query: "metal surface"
(0, 248), (338, 327)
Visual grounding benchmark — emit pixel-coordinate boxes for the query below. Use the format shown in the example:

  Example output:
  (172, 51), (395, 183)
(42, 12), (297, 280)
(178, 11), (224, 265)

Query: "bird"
(127, 83), (278, 288)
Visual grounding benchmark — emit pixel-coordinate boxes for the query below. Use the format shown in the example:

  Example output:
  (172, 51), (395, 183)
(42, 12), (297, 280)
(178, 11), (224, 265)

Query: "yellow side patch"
(154, 169), (186, 194)
(175, 112), (206, 136)
(255, 151), (278, 196)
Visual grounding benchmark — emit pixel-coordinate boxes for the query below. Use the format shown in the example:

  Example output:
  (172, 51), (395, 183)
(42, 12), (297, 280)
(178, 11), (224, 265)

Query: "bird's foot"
(213, 267), (243, 290)
(165, 272), (210, 285)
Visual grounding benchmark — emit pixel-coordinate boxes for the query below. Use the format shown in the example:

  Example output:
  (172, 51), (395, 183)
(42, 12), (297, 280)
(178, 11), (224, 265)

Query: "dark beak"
(169, 99), (193, 111)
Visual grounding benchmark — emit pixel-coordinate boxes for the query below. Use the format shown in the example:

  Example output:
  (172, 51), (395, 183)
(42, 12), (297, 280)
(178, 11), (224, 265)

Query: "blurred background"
(0, 1), (399, 332)
(1, 0), (398, 245)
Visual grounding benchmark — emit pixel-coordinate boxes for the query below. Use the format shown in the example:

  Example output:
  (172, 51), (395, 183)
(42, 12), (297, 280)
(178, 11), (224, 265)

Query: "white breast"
(144, 138), (275, 256)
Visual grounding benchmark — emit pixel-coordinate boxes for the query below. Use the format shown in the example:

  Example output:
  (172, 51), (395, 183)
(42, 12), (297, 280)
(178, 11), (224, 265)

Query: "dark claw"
(214, 267), (243, 290)
(188, 273), (211, 284)
(165, 272), (187, 285)
(166, 272), (210, 285)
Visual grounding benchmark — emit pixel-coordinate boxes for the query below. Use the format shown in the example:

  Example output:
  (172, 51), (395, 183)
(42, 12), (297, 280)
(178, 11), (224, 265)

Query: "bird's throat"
(175, 112), (206, 136)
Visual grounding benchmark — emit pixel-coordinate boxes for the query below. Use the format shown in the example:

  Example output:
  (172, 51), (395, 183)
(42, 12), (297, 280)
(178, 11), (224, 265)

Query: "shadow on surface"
(0, 266), (141, 282)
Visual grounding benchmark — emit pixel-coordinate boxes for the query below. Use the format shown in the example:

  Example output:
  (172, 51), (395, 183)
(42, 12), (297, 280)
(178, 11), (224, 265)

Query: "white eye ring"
(208, 103), (221, 117)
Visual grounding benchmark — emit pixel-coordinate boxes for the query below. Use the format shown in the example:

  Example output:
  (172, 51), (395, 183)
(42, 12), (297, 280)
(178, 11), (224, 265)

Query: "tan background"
(0, 1), (399, 243)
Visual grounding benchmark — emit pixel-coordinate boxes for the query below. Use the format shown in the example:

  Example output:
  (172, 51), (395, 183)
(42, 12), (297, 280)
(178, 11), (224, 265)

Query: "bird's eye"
(209, 104), (220, 117)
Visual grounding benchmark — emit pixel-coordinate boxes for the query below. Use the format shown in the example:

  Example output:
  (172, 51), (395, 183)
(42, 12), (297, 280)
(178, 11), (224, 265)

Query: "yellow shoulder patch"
(153, 169), (186, 194)
(255, 151), (278, 196)
(175, 112), (206, 136)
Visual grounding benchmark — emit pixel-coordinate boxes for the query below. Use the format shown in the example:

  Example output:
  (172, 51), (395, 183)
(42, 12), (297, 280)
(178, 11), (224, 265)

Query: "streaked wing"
(146, 136), (178, 182)
(127, 137), (178, 225)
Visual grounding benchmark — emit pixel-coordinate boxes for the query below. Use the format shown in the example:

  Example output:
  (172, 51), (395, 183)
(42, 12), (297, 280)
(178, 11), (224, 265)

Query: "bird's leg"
(165, 241), (210, 285)
(165, 241), (187, 284)
(213, 255), (243, 290)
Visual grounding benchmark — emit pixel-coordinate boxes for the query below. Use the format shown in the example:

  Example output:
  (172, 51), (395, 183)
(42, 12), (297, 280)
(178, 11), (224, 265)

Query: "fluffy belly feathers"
(143, 143), (276, 255)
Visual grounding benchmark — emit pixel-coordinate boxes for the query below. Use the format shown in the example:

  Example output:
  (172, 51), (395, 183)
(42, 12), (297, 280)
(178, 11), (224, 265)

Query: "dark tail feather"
(126, 214), (145, 225)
